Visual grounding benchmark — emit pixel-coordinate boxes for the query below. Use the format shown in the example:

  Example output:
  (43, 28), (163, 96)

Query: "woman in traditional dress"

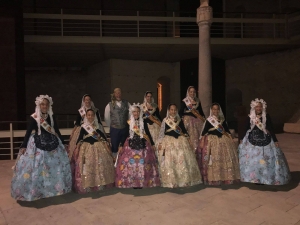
(11, 95), (72, 201)
(179, 86), (205, 151)
(238, 99), (290, 185)
(197, 103), (240, 185)
(156, 103), (202, 188)
(141, 91), (162, 144)
(115, 103), (160, 188)
(72, 109), (115, 194)
(68, 94), (105, 161)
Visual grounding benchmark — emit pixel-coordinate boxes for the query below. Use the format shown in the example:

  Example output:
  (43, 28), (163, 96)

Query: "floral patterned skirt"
(238, 131), (291, 185)
(157, 135), (202, 188)
(11, 135), (72, 201)
(71, 141), (115, 194)
(196, 135), (240, 185)
(67, 126), (81, 161)
(183, 116), (204, 151)
(115, 138), (160, 188)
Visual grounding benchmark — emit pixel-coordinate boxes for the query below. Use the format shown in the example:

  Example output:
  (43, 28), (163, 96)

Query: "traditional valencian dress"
(238, 99), (290, 185)
(141, 91), (162, 144)
(68, 94), (105, 161)
(179, 87), (205, 151)
(115, 105), (160, 188)
(11, 95), (71, 201)
(72, 119), (115, 193)
(196, 104), (240, 185)
(156, 113), (202, 188)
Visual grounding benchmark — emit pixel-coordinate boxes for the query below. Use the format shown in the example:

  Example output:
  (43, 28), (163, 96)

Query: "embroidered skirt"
(157, 135), (202, 188)
(196, 135), (240, 185)
(115, 138), (160, 188)
(11, 135), (72, 201)
(67, 126), (81, 160)
(183, 116), (204, 151)
(238, 131), (291, 185)
(147, 122), (161, 144)
(72, 141), (115, 194)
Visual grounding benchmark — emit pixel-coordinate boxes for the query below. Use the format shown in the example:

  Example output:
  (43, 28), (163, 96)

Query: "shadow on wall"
(157, 76), (171, 118)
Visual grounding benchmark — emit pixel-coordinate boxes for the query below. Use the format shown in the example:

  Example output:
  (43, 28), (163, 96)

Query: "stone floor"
(0, 133), (299, 225)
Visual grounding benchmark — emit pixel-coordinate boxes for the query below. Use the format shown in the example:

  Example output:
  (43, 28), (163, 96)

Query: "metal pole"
(241, 13), (244, 38)
(173, 11), (175, 37)
(100, 10), (102, 37)
(61, 8), (64, 36)
(273, 13), (276, 38)
(285, 14), (288, 39)
(10, 123), (13, 160)
(137, 11), (140, 37)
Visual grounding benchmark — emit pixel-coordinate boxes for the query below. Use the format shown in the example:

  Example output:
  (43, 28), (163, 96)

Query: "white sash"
(207, 116), (229, 137)
(165, 117), (183, 135)
(78, 107), (86, 117)
(81, 123), (100, 140)
(183, 97), (199, 110)
(31, 113), (56, 135)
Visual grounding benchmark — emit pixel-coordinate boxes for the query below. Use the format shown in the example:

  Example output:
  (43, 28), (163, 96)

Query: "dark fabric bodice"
(164, 119), (189, 139)
(20, 115), (64, 151)
(120, 120), (154, 147)
(201, 119), (230, 138)
(143, 107), (162, 125)
(241, 114), (278, 143)
(179, 101), (205, 119)
(76, 127), (107, 145)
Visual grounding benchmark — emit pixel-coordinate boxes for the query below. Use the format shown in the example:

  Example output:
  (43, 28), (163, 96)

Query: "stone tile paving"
(0, 133), (299, 225)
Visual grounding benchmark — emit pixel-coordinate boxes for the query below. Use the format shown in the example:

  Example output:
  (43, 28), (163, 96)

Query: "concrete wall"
(26, 59), (180, 119)
(110, 59), (180, 116)
(25, 69), (87, 115)
(86, 60), (111, 115)
(226, 48), (300, 131)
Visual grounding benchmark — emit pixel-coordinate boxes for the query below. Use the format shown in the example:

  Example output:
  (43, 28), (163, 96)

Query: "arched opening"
(157, 76), (171, 118)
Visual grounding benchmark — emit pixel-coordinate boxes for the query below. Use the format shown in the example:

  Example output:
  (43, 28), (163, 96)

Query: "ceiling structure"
(24, 36), (300, 68)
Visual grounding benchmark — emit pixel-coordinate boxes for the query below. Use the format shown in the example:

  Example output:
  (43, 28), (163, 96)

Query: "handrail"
(0, 121), (110, 160)
(23, 10), (300, 39)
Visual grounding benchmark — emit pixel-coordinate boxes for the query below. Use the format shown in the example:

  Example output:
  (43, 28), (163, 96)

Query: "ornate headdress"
(34, 95), (54, 135)
(129, 103), (144, 139)
(249, 98), (267, 133)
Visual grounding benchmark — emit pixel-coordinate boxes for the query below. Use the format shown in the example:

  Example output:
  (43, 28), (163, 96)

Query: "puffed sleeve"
(201, 121), (211, 136)
(154, 107), (162, 121)
(221, 120), (230, 134)
(197, 101), (205, 117)
(144, 120), (154, 145)
(20, 117), (37, 148)
(53, 115), (65, 144)
(179, 120), (189, 136)
(75, 112), (82, 126)
(266, 114), (278, 142)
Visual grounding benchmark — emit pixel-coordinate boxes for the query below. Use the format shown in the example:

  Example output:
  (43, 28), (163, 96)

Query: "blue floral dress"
(238, 114), (290, 185)
(11, 115), (72, 201)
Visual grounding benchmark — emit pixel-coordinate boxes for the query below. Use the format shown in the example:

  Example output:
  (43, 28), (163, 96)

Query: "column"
(197, 1), (213, 117)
